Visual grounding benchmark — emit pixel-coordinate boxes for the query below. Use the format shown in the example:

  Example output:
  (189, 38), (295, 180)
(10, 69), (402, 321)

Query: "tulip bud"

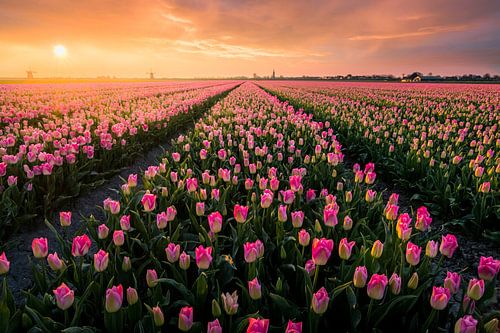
(407, 272), (419, 290)
(371, 240), (384, 259)
(179, 251), (191, 270)
(343, 215), (353, 231)
(98, 224), (109, 239)
(353, 266), (367, 288)
(298, 229), (310, 247)
(425, 240), (439, 258)
(483, 318), (499, 333)
(212, 299), (222, 317)
(248, 278), (262, 300)
(0, 252), (10, 275)
(126, 287), (138, 305)
(146, 269), (158, 288)
(59, 211), (72, 227)
(113, 230), (124, 247)
(389, 273), (401, 295)
(122, 256), (131, 271)
(47, 252), (65, 271)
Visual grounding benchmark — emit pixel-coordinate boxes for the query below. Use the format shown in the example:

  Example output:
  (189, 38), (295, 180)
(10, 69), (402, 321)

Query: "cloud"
(349, 25), (471, 41)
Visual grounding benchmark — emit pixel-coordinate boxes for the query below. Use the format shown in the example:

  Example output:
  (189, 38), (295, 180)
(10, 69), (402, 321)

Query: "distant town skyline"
(1, 0), (499, 78)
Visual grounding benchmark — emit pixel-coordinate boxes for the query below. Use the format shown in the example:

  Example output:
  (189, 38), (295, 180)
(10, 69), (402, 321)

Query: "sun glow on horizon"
(53, 44), (67, 58)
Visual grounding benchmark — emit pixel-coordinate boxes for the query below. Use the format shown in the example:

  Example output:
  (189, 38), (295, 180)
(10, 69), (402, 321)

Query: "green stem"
(313, 266), (320, 290)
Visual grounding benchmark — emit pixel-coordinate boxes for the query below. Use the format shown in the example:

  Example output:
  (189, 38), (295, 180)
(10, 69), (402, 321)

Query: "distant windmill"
(26, 69), (37, 79)
(146, 69), (155, 79)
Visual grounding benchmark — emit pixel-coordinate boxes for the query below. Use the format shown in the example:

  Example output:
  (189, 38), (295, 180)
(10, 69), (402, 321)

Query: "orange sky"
(1, 0), (499, 78)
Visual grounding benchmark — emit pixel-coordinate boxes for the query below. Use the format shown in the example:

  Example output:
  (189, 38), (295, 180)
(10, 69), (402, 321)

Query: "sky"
(0, 0), (499, 78)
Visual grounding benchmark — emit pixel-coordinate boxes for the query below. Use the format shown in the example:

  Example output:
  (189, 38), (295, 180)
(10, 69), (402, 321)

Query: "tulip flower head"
(53, 283), (74, 310)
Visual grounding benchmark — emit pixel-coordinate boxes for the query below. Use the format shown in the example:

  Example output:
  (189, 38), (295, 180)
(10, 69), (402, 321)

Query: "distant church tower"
(272, 69), (275, 80)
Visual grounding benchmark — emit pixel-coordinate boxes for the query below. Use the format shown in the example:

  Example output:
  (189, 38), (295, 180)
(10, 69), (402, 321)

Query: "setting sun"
(53, 44), (67, 58)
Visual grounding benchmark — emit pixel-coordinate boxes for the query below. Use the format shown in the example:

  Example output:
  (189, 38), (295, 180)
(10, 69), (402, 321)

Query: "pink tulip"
(53, 283), (74, 310)
(0, 252), (10, 275)
(306, 189), (316, 202)
(365, 171), (376, 184)
(353, 266), (368, 288)
(367, 274), (388, 300)
(141, 191), (156, 212)
(339, 238), (355, 260)
(248, 277), (262, 300)
(113, 230), (125, 247)
(425, 240), (439, 258)
(260, 191), (273, 208)
(384, 204), (399, 221)
(311, 287), (330, 314)
(415, 206), (432, 231)
(221, 291), (239, 315)
(165, 243), (181, 263)
(32, 237), (48, 258)
(305, 259), (316, 276)
(291, 211), (304, 228)
(396, 219), (412, 242)
(196, 202), (205, 216)
(477, 256), (500, 281)
(195, 245), (213, 269)
(234, 204), (249, 223)
(285, 320), (302, 333)
(152, 306), (164, 326)
(323, 203), (339, 227)
(444, 271), (461, 294)
(343, 215), (353, 230)
(179, 251), (191, 270)
(363, 189), (375, 202)
(440, 234), (458, 258)
(298, 229), (310, 247)
(166, 206), (177, 221)
(98, 224), (109, 239)
(207, 319), (223, 333)
(105, 284), (123, 313)
(208, 211), (223, 233)
(59, 211), (72, 227)
(277, 204), (287, 222)
(126, 287), (138, 305)
(311, 238), (334, 266)
(280, 190), (295, 205)
(389, 273), (401, 295)
(120, 215), (131, 231)
(466, 279), (485, 301)
(127, 174), (137, 187)
(246, 318), (269, 333)
(156, 212), (169, 229)
(178, 306), (193, 331)
(93, 249), (109, 272)
(405, 242), (422, 266)
(146, 269), (158, 288)
(122, 256), (131, 271)
(371, 240), (384, 258)
(454, 315), (478, 333)
(430, 286), (450, 310)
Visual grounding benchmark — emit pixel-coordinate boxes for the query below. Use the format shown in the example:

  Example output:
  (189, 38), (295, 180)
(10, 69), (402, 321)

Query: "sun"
(53, 44), (67, 58)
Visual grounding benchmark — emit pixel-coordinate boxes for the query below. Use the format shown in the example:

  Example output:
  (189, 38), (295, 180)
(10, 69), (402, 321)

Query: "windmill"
(146, 69), (155, 80)
(26, 69), (37, 79)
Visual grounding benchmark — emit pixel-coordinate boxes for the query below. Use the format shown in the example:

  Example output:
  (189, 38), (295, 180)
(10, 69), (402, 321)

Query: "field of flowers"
(0, 81), (239, 238)
(0, 82), (498, 332)
(259, 82), (500, 237)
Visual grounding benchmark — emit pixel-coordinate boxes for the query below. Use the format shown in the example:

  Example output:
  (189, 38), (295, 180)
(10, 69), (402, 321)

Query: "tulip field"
(0, 81), (499, 332)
